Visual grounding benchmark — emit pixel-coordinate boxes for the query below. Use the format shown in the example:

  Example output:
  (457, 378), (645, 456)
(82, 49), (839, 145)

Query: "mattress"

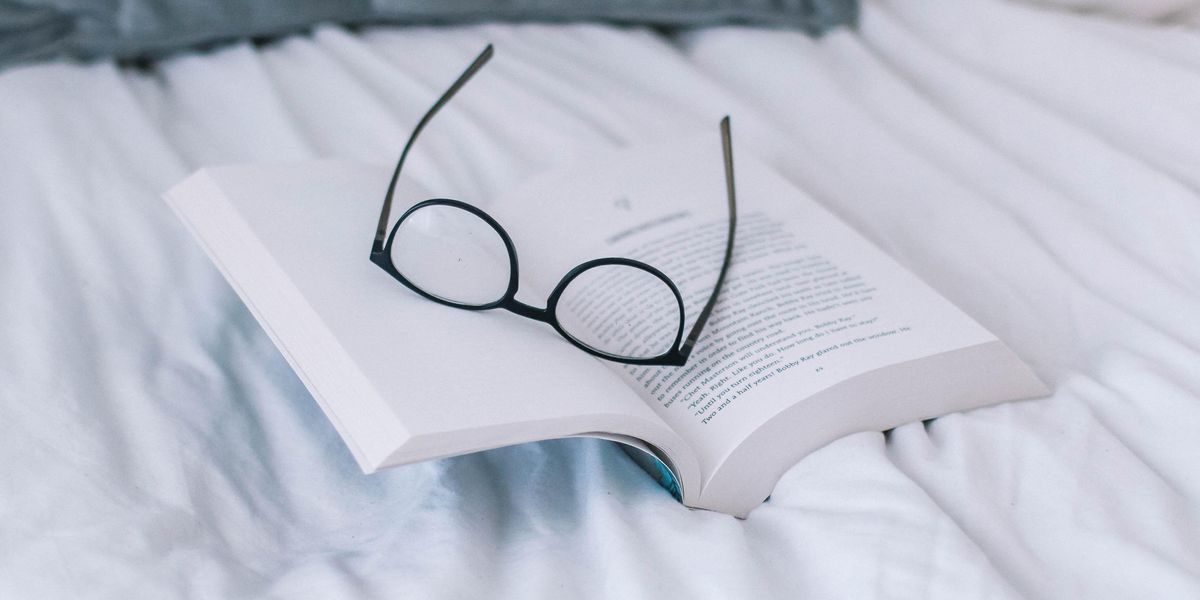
(2, 0), (1198, 597)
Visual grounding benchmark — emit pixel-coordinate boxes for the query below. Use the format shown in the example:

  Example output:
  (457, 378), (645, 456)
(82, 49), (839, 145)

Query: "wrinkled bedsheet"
(2, 0), (1199, 597)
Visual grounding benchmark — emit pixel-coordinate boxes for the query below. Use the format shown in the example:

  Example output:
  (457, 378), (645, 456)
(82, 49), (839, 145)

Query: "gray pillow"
(0, 0), (857, 69)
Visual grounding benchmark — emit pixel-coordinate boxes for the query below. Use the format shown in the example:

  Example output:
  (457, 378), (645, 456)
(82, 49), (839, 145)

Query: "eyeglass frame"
(368, 44), (738, 367)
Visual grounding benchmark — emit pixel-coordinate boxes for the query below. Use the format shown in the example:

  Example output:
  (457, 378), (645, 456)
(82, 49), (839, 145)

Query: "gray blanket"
(0, 0), (856, 68)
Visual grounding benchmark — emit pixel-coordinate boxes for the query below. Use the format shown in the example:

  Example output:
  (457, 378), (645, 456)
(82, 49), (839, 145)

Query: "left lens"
(390, 203), (511, 307)
(554, 264), (682, 359)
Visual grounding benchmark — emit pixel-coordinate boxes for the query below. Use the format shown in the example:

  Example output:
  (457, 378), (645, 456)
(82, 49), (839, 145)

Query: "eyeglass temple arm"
(372, 44), (495, 255)
(680, 116), (737, 359)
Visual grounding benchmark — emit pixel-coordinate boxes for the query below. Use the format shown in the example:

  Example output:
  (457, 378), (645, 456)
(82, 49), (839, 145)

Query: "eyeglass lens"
(390, 204), (511, 307)
(555, 264), (681, 360)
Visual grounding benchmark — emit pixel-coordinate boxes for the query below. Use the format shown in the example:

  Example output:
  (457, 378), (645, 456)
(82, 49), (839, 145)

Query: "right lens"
(389, 203), (512, 307)
(554, 264), (682, 359)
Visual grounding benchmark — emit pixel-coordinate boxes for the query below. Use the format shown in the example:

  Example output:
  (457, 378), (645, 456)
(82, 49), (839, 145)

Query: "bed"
(2, 0), (1198, 597)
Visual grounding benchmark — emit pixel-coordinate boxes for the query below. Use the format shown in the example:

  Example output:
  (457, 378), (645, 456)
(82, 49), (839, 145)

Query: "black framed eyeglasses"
(369, 44), (737, 367)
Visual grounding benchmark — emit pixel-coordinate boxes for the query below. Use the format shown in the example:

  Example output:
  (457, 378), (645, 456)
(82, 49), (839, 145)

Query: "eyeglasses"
(369, 44), (737, 367)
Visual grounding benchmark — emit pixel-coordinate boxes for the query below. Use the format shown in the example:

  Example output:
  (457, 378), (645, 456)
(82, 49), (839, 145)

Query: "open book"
(166, 135), (1047, 517)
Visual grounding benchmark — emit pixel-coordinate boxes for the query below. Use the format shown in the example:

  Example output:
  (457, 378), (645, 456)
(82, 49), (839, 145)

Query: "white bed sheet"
(2, 0), (1199, 597)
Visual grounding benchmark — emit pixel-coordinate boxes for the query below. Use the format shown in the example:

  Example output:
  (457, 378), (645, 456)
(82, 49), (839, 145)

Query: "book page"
(168, 161), (692, 475)
(491, 134), (995, 479)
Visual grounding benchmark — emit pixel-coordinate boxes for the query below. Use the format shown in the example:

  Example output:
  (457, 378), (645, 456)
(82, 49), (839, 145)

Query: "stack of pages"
(167, 135), (1046, 517)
